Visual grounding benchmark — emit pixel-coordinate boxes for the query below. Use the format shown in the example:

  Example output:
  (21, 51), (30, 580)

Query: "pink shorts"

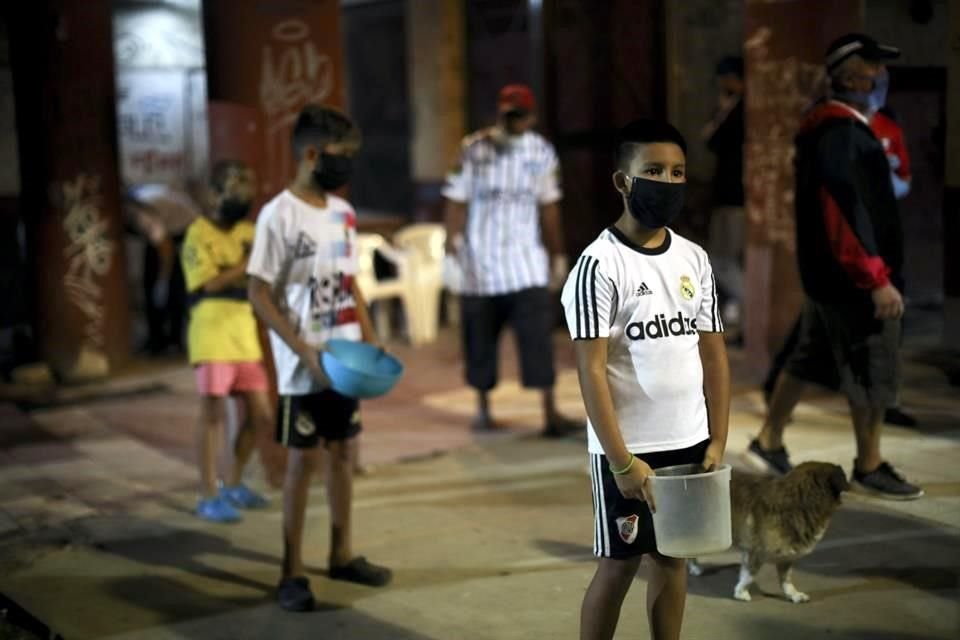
(194, 361), (269, 397)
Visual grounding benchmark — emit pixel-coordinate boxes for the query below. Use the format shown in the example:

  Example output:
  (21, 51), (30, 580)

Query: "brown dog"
(688, 461), (850, 603)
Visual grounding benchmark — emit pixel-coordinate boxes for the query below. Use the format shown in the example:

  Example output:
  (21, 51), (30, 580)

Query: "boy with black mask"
(181, 159), (273, 523)
(562, 120), (729, 640)
(247, 105), (391, 611)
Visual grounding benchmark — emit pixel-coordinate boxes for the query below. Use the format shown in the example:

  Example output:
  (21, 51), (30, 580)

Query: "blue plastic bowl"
(321, 339), (404, 399)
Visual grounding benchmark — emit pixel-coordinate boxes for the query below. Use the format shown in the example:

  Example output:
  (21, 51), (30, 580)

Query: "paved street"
(0, 329), (958, 639)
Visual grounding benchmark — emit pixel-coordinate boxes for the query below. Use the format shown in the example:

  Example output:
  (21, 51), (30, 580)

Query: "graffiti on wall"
(259, 19), (335, 193)
(744, 26), (825, 250)
(56, 174), (115, 348)
(116, 70), (189, 185)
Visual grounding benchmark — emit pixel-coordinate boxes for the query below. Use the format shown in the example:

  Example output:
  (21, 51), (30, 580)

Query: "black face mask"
(313, 153), (353, 191)
(502, 109), (529, 136)
(624, 175), (686, 229)
(219, 198), (251, 224)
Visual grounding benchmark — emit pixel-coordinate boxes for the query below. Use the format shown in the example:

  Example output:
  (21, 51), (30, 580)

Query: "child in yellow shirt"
(181, 160), (272, 522)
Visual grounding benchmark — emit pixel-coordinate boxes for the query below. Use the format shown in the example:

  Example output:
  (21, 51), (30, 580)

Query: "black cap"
(825, 33), (900, 72)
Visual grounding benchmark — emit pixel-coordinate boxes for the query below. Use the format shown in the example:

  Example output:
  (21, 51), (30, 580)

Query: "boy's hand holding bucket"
(612, 456), (658, 512)
(701, 440), (725, 472)
(295, 342), (332, 390)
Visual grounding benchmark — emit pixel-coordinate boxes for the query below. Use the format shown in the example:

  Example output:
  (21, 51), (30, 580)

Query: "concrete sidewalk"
(0, 330), (958, 639)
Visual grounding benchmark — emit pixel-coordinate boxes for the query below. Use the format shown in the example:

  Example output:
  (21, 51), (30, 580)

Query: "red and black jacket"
(794, 100), (903, 308)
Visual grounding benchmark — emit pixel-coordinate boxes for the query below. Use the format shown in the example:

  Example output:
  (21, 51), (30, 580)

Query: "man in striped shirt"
(443, 84), (580, 437)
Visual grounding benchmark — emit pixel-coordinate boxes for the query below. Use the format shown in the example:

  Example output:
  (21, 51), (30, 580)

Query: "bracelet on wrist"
(610, 455), (636, 476)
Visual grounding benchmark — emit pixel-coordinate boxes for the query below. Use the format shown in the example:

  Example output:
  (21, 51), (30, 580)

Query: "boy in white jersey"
(562, 120), (730, 640)
(247, 105), (391, 612)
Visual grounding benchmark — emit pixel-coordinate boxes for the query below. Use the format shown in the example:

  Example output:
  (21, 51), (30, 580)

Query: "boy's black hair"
(210, 159), (247, 193)
(614, 119), (687, 171)
(716, 56), (744, 78)
(291, 104), (360, 158)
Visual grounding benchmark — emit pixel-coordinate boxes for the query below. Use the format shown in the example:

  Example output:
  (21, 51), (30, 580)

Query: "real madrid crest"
(296, 414), (316, 437)
(680, 275), (696, 300)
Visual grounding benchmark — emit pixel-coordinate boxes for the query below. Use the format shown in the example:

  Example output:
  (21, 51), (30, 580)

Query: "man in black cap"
(745, 34), (923, 499)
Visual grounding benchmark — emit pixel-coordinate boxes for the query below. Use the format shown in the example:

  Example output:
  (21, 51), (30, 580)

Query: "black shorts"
(589, 439), (710, 560)
(276, 390), (362, 449)
(460, 287), (556, 391)
(784, 300), (900, 409)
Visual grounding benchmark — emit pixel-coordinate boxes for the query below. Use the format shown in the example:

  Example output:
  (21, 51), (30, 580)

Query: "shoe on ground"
(329, 556), (392, 587)
(851, 461), (924, 500)
(884, 407), (918, 428)
(542, 415), (585, 438)
(196, 495), (242, 523)
(221, 483), (270, 509)
(277, 576), (315, 612)
(743, 439), (794, 476)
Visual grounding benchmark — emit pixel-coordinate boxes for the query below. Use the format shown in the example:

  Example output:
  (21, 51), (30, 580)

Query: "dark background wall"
(544, 0), (666, 256)
(342, 0), (412, 216)
(465, 0), (532, 131)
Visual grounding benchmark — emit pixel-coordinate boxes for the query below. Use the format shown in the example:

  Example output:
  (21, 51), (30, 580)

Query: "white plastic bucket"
(648, 463), (732, 558)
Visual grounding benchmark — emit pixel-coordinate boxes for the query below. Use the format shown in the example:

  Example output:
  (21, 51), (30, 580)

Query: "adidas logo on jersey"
(626, 311), (697, 341)
(635, 283), (653, 296)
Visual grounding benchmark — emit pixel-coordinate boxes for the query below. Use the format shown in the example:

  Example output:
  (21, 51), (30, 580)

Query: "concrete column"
(406, 0), (467, 222)
(204, 0), (348, 200)
(944, 2), (960, 350)
(741, 0), (862, 374)
(8, 0), (131, 381)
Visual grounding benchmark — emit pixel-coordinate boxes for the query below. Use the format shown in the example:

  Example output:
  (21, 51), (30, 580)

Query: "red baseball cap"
(498, 84), (536, 114)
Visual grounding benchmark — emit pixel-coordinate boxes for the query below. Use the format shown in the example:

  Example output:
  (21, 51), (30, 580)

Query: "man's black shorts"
(590, 439), (710, 559)
(785, 300), (900, 409)
(276, 389), (361, 449)
(460, 286), (556, 391)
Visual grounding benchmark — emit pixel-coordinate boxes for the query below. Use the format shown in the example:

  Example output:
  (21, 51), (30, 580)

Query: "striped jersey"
(247, 190), (362, 395)
(561, 227), (723, 455)
(442, 129), (562, 295)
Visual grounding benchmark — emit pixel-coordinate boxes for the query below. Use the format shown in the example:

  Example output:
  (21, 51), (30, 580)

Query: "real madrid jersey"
(561, 227), (723, 455)
(247, 190), (362, 395)
(442, 129), (562, 296)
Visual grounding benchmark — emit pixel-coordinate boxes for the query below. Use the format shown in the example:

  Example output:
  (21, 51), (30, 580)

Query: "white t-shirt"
(247, 190), (362, 395)
(561, 227), (723, 455)
(442, 130), (562, 296)
(128, 183), (200, 236)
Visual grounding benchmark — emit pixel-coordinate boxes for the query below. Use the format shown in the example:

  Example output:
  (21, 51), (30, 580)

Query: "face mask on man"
(219, 197), (251, 225)
(313, 153), (353, 191)
(504, 110), (527, 134)
(866, 71), (889, 113)
(836, 69), (889, 114)
(622, 175), (686, 229)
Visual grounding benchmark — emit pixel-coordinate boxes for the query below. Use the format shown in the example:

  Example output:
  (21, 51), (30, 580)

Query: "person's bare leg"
(198, 395), (226, 497)
(472, 390), (498, 430)
(353, 433), (369, 475)
(757, 372), (807, 450)
(282, 447), (321, 578)
(543, 387), (559, 423)
(326, 438), (357, 567)
(851, 404), (883, 473)
(325, 437), (391, 585)
(580, 556), (642, 640)
(227, 391), (271, 486)
(647, 553), (687, 640)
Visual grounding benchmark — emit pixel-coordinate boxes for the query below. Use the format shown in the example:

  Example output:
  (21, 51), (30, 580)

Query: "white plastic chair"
(355, 233), (416, 342)
(393, 224), (446, 345)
